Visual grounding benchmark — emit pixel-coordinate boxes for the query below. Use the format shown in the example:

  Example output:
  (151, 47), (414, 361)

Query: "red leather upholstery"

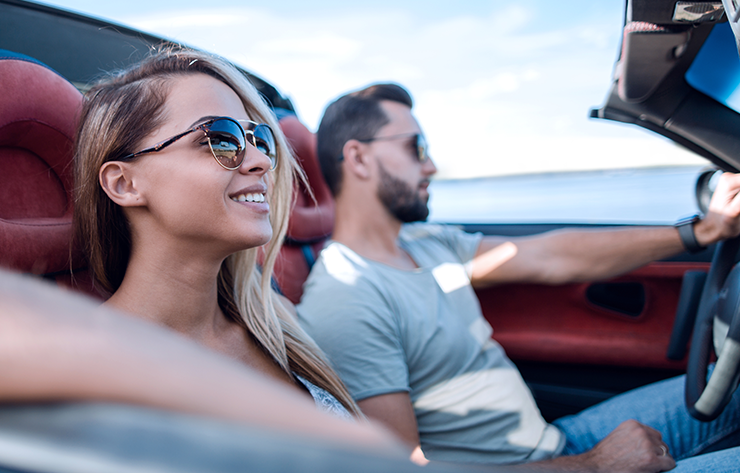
(274, 115), (335, 303)
(0, 53), (332, 302)
(0, 51), (92, 291)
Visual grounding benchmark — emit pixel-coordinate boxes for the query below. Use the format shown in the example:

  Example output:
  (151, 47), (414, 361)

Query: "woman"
(73, 47), (359, 419)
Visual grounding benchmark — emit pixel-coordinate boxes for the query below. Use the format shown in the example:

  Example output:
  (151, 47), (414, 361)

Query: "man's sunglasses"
(120, 116), (277, 171)
(357, 132), (429, 163)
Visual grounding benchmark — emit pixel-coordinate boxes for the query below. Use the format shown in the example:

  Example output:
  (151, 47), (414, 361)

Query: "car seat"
(0, 51), (331, 303)
(274, 115), (334, 304)
(0, 50), (94, 294)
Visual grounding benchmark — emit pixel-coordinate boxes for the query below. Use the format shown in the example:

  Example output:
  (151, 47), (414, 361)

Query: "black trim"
(675, 214), (706, 254)
(0, 0), (295, 112)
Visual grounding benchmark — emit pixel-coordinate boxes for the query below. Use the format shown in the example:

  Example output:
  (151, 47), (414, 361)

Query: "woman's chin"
(235, 229), (274, 252)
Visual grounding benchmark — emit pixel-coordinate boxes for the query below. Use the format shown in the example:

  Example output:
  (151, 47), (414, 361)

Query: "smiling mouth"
(230, 193), (266, 203)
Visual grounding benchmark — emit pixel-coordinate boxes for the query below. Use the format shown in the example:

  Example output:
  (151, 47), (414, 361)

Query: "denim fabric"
(553, 373), (740, 470)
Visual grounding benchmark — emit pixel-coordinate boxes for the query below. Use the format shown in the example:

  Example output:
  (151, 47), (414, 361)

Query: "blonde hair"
(73, 46), (362, 417)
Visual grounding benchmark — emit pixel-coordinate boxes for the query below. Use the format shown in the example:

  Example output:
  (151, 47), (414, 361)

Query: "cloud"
(116, 2), (702, 179)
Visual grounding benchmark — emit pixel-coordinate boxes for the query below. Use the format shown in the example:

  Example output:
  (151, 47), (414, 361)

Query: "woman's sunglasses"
(120, 116), (277, 171)
(358, 132), (429, 163)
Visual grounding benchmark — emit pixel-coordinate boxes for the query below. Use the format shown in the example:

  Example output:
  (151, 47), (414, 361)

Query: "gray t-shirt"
(298, 223), (563, 465)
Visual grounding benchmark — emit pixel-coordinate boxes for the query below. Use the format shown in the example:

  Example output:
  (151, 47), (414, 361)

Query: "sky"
(40, 0), (705, 179)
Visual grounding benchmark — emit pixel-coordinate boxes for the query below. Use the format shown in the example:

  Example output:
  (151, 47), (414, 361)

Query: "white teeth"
(231, 193), (265, 203)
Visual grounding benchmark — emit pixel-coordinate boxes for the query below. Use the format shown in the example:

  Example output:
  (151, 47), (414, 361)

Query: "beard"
(376, 162), (430, 223)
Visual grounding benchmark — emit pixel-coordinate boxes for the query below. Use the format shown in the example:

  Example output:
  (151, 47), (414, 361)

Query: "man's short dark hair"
(316, 83), (413, 197)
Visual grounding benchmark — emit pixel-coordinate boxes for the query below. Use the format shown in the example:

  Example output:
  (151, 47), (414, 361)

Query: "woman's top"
(295, 374), (353, 420)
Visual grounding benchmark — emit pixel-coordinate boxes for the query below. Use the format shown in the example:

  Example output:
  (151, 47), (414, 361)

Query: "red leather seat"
(0, 52), (330, 303)
(275, 115), (334, 304)
(0, 50), (93, 293)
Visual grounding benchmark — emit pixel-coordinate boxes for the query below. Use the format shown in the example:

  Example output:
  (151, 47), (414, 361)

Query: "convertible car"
(1, 0), (739, 470)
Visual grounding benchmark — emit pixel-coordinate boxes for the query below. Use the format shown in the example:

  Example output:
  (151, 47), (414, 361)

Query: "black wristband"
(675, 214), (706, 254)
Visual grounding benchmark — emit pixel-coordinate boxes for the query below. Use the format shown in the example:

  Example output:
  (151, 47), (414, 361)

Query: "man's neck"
(332, 197), (418, 270)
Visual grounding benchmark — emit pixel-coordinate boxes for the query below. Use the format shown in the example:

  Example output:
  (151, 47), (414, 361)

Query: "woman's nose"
(239, 143), (273, 175)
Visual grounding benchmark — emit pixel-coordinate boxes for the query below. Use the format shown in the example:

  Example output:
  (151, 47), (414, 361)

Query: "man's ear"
(342, 139), (371, 180)
(99, 161), (146, 207)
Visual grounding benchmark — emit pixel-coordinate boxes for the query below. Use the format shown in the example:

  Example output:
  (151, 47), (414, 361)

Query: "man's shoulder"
(400, 222), (476, 256)
(400, 222), (452, 239)
(298, 242), (398, 334)
(309, 241), (374, 286)
(300, 242), (385, 305)
(400, 222), (468, 243)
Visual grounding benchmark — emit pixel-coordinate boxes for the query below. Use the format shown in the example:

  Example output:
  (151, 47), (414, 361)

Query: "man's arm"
(357, 393), (429, 465)
(523, 420), (676, 473)
(358, 393), (675, 472)
(470, 171), (740, 287)
(470, 225), (685, 287)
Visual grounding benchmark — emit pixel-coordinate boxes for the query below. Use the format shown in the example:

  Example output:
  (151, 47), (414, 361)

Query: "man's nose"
(423, 155), (437, 176)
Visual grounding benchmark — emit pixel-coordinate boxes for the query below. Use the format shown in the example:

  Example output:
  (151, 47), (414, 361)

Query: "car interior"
(0, 1), (333, 305)
(1, 0), (740, 470)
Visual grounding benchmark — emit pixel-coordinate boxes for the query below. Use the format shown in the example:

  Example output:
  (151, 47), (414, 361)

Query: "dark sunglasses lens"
(207, 119), (246, 169)
(416, 134), (428, 163)
(249, 124), (277, 169)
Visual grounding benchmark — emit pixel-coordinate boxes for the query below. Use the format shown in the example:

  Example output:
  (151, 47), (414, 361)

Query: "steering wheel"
(686, 235), (740, 421)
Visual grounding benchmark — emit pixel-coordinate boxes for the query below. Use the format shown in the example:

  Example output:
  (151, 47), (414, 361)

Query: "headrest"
(0, 50), (83, 274)
(279, 115), (334, 243)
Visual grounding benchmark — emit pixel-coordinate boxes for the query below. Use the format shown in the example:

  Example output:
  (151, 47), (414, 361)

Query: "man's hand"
(576, 420), (675, 473)
(695, 172), (740, 246)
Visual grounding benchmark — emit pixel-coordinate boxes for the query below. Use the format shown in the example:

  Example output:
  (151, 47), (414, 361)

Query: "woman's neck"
(104, 236), (300, 389)
(105, 245), (227, 342)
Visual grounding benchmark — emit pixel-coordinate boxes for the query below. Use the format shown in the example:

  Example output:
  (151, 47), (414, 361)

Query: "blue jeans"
(553, 373), (740, 472)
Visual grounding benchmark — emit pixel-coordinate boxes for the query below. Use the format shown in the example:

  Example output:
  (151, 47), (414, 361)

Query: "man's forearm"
(472, 225), (686, 286)
(500, 420), (675, 473)
(473, 172), (740, 287)
(520, 225), (685, 284)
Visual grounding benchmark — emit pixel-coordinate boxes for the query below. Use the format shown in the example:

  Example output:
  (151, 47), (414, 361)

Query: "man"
(297, 83), (740, 472)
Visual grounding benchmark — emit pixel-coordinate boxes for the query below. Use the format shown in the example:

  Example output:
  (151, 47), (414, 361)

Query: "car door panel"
(476, 261), (709, 369)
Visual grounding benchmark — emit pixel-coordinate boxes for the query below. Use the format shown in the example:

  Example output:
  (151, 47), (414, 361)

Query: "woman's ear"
(99, 161), (146, 207)
(342, 139), (371, 180)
